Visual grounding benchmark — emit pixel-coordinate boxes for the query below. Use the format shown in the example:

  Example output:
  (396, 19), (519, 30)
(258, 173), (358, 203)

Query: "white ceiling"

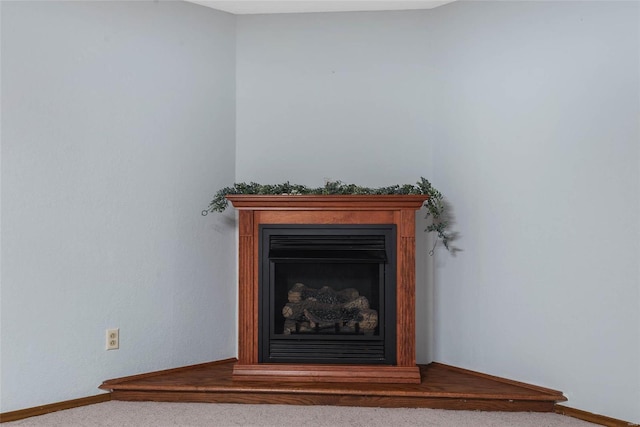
(186, 1), (456, 15)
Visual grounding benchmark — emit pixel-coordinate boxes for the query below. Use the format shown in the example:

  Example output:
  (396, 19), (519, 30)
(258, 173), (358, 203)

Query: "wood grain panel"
(226, 196), (429, 382)
(399, 208), (416, 238)
(110, 390), (556, 412)
(226, 195), (428, 210)
(103, 360), (566, 399)
(237, 210), (256, 365)
(233, 364), (420, 384)
(397, 236), (416, 367)
(100, 359), (237, 388)
(238, 210), (253, 237)
(104, 359), (566, 412)
(255, 210), (394, 225)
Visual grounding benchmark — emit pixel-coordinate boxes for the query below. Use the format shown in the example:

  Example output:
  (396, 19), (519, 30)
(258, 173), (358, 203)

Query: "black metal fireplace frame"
(258, 224), (397, 365)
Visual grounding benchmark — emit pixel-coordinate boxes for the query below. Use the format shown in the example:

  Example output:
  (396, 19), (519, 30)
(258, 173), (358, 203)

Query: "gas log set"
(282, 283), (379, 335)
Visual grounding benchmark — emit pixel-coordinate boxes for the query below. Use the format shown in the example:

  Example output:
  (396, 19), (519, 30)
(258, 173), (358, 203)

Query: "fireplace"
(227, 195), (427, 383)
(259, 225), (396, 364)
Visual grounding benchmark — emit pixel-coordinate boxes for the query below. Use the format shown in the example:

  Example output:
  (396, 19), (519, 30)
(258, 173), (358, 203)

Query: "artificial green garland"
(203, 177), (452, 252)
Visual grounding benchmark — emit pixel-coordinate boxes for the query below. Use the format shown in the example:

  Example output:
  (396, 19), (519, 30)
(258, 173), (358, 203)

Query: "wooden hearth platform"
(100, 359), (566, 412)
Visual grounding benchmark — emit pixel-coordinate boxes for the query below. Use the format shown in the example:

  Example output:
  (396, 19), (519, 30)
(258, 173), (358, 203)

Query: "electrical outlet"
(106, 328), (119, 350)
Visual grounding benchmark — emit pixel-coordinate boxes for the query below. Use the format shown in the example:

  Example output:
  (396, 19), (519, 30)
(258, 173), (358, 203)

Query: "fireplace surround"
(227, 194), (428, 384)
(259, 224), (397, 365)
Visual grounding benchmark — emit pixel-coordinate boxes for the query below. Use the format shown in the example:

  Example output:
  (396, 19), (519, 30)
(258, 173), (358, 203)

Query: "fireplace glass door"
(259, 225), (396, 364)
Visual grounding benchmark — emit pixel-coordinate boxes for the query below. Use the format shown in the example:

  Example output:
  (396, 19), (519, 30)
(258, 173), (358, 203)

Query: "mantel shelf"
(226, 194), (429, 210)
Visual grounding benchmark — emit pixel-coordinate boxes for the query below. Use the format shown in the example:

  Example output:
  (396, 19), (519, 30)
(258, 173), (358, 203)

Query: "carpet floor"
(5, 401), (599, 427)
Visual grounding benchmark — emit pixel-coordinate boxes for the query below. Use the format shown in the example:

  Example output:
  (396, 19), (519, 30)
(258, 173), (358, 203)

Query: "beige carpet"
(5, 401), (599, 426)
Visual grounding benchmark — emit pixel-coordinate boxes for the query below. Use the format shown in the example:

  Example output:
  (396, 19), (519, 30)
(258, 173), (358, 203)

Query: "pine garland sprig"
(203, 178), (454, 252)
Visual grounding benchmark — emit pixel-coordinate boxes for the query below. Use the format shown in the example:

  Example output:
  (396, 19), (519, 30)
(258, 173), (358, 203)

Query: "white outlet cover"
(106, 328), (119, 350)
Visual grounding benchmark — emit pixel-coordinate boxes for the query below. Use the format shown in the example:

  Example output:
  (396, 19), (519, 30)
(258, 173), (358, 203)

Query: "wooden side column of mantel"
(228, 195), (427, 384)
(237, 210), (257, 365)
(398, 208), (417, 368)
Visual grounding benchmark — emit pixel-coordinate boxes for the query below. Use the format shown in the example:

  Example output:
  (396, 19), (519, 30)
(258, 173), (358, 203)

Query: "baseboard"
(0, 393), (111, 423)
(555, 404), (638, 427)
(2, 389), (636, 426)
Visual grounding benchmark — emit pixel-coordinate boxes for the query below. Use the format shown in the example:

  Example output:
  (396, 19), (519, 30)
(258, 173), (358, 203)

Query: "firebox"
(258, 225), (397, 365)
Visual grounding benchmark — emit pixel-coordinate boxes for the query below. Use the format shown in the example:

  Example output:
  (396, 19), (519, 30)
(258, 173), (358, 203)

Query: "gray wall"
(236, 2), (639, 423)
(1, 1), (237, 412)
(236, 11), (436, 187)
(2, 1), (639, 423)
(428, 2), (639, 421)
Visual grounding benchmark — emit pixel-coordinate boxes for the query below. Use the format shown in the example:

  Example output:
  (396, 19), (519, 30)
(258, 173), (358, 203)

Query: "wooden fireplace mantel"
(226, 194), (431, 210)
(227, 194), (428, 384)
